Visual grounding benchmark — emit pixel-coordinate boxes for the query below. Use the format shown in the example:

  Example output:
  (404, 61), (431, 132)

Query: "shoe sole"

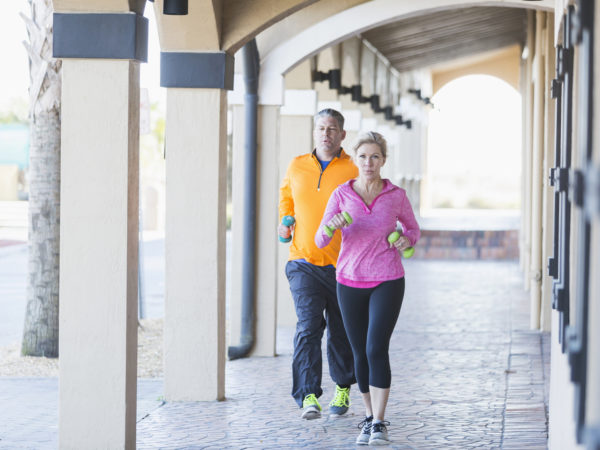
(328, 411), (349, 418)
(368, 438), (390, 446)
(301, 410), (321, 420)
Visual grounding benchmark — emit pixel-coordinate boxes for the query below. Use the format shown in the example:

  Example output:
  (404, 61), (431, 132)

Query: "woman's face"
(355, 142), (385, 181)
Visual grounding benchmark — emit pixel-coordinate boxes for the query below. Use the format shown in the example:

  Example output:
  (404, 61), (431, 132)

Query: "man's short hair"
(314, 108), (345, 130)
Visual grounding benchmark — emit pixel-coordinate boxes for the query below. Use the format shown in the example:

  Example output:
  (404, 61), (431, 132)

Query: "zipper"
(314, 155), (336, 191)
(313, 149), (342, 191)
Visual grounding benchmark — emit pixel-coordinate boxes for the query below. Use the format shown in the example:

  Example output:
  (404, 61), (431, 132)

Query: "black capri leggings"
(336, 278), (405, 393)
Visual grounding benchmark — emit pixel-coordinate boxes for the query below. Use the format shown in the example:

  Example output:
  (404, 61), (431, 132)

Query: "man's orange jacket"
(279, 149), (358, 267)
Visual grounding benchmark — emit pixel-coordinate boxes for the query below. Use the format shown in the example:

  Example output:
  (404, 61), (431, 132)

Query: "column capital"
(160, 52), (234, 89)
(280, 89), (317, 116)
(53, 13), (148, 62)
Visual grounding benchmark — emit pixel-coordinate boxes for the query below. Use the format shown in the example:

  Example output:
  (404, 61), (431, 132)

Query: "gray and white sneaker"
(368, 421), (391, 446)
(356, 415), (373, 445)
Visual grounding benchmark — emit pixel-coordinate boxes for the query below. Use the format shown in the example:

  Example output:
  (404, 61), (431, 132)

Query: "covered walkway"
(137, 260), (549, 449)
(1, 258), (549, 448)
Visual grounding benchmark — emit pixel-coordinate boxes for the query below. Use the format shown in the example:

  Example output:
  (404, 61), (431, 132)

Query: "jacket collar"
(344, 178), (397, 194)
(311, 147), (350, 161)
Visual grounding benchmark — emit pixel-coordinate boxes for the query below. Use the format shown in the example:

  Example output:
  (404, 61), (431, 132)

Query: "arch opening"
(424, 74), (522, 214)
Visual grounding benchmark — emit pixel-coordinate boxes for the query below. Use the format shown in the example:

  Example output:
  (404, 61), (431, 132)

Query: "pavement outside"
(0, 235), (549, 449)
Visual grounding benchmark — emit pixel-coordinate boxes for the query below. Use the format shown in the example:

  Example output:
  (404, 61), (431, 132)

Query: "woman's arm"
(314, 189), (342, 248)
(399, 194), (421, 246)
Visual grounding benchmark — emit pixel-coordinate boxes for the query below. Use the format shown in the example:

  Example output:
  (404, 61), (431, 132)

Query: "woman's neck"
(355, 177), (383, 192)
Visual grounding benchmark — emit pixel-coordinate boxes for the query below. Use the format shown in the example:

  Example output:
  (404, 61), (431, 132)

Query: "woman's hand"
(389, 235), (411, 252)
(327, 213), (351, 231)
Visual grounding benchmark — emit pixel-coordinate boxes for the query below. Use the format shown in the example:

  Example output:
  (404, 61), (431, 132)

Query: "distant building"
(0, 123), (29, 200)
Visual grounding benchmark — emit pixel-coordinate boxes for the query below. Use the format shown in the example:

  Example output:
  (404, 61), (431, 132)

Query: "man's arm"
(279, 165), (294, 220)
(278, 163), (295, 238)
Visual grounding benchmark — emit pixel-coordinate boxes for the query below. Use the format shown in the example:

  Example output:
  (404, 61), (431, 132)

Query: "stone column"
(55, 11), (147, 449)
(359, 43), (377, 131)
(529, 11), (547, 329)
(230, 102), (281, 357)
(377, 122), (394, 180)
(315, 45), (342, 105)
(340, 37), (363, 146)
(161, 52), (232, 400)
(276, 115), (314, 329)
(521, 11), (536, 289)
(277, 61), (316, 328)
(411, 118), (426, 212)
(540, 12), (555, 332)
(252, 105), (281, 355)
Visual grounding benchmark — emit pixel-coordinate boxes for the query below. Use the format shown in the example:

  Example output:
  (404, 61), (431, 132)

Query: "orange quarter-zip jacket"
(279, 149), (358, 267)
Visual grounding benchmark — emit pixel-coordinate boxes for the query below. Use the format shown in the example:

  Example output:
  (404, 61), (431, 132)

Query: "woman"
(315, 131), (420, 446)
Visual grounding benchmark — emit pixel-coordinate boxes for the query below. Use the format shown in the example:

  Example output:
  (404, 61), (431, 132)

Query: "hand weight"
(323, 211), (353, 238)
(387, 231), (415, 258)
(279, 215), (296, 243)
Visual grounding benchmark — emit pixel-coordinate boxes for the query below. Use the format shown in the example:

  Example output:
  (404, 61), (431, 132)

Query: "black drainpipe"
(228, 38), (259, 360)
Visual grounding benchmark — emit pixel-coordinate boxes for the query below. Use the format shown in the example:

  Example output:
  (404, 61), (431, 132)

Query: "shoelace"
(303, 393), (320, 408)
(371, 421), (391, 433)
(330, 386), (350, 407)
(357, 416), (373, 432)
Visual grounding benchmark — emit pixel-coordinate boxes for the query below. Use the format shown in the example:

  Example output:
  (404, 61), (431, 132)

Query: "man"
(278, 109), (358, 420)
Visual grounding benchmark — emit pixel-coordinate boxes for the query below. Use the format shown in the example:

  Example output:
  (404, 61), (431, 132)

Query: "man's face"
(313, 116), (346, 156)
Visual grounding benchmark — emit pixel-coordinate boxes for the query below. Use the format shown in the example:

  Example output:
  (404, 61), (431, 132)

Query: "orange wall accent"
(432, 44), (521, 95)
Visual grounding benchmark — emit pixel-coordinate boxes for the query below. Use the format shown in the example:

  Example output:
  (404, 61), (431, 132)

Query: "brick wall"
(412, 229), (519, 260)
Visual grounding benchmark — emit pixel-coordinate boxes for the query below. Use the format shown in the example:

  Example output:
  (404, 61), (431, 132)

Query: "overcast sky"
(0, 2), (163, 113)
(0, 0), (30, 111)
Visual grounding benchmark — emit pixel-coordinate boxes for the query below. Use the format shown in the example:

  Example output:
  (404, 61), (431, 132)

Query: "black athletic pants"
(336, 277), (405, 393)
(286, 260), (356, 407)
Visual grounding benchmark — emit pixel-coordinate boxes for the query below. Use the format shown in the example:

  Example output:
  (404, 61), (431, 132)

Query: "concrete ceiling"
(361, 6), (528, 73)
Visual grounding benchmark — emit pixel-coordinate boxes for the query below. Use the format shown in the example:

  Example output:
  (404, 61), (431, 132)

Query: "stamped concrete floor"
(0, 260), (549, 449)
(137, 260), (549, 449)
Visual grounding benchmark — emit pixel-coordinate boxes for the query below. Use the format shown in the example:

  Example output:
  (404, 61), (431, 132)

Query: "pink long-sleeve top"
(315, 179), (420, 287)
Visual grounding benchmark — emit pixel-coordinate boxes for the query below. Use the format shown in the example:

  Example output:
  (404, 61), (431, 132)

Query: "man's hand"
(278, 223), (294, 239)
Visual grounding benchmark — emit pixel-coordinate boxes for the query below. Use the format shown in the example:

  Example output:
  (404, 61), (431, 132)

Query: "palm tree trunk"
(21, 0), (61, 357)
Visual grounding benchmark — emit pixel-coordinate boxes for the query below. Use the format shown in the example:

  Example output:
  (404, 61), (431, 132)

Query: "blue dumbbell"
(279, 215), (296, 243)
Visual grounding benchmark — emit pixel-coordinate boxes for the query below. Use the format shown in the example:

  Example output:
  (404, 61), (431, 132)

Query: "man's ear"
(341, 130), (347, 141)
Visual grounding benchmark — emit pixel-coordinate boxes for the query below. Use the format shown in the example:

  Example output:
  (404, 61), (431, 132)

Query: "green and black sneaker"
(301, 393), (322, 420)
(328, 385), (350, 417)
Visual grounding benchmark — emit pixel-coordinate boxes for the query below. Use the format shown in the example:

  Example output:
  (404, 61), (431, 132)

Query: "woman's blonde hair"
(352, 131), (387, 159)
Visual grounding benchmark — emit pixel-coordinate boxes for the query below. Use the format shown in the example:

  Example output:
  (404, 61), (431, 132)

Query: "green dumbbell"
(387, 231), (415, 258)
(279, 215), (296, 243)
(323, 211), (353, 238)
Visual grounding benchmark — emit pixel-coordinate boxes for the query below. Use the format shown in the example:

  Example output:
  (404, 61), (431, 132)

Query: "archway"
(258, 0), (553, 103)
(424, 74), (522, 213)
